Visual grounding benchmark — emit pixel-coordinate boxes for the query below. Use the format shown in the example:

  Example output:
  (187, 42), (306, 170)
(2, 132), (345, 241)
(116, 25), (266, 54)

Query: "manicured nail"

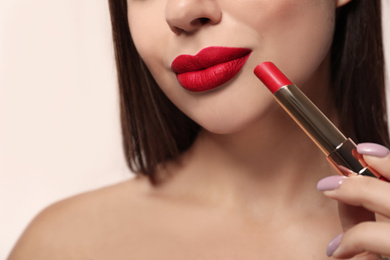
(357, 143), (390, 158)
(326, 233), (343, 257)
(317, 175), (346, 191)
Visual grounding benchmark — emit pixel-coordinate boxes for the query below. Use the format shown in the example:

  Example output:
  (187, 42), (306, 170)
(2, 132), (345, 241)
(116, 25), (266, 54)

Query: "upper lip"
(171, 46), (252, 74)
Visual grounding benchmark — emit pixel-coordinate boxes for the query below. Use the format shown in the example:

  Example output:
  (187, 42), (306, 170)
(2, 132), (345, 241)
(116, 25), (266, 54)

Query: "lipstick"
(172, 47), (251, 92)
(254, 61), (388, 181)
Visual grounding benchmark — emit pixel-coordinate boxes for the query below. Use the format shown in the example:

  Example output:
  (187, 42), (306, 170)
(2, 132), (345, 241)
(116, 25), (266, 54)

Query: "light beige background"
(0, 0), (132, 258)
(1, 0), (390, 258)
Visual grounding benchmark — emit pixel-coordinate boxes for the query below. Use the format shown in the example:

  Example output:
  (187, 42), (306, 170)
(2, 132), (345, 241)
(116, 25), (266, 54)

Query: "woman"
(8, 0), (390, 259)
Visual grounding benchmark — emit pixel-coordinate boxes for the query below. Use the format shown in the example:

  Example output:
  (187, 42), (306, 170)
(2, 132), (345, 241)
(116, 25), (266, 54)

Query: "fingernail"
(357, 143), (390, 158)
(317, 175), (346, 191)
(326, 233), (343, 257)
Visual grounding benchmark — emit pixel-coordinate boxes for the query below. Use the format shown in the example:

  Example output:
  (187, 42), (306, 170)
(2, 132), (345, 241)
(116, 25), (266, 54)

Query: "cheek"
(127, 2), (169, 70)
(228, 0), (336, 82)
(128, 2), (180, 103)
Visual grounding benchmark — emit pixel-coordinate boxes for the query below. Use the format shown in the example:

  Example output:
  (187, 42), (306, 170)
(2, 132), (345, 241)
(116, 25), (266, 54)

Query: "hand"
(317, 143), (390, 259)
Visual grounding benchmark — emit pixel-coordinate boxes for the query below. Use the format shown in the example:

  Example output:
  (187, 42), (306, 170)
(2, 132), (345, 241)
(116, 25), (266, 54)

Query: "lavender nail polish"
(357, 143), (390, 158)
(317, 175), (346, 191)
(326, 233), (343, 257)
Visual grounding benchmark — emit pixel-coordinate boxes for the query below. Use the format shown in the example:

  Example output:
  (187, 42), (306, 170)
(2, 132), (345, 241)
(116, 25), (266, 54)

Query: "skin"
(7, 0), (390, 259)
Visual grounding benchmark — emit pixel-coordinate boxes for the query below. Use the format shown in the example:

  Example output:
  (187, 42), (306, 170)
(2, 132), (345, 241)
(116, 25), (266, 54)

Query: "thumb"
(336, 143), (390, 231)
(357, 143), (390, 180)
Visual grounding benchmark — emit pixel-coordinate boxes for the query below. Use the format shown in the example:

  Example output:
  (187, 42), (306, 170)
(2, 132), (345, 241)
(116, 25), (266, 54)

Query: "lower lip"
(176, 54), (251, 92)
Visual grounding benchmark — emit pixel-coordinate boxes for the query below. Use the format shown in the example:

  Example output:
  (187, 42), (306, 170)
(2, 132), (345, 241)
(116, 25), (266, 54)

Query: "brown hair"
(108, 0), (200, 182)
(108, 0), (389, 180)
(331, 0), (389, 146)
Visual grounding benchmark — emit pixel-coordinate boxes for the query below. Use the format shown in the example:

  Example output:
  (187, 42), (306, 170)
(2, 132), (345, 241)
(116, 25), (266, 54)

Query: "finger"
(362, 153), (390, 179)
(352, 253), (383, 260)
(357, 143), (390, 180)
(338, 202), (375, 231)
(328, 222), (390, 259)
(318, 175), (390, 219)
(318, 176), (375, 231)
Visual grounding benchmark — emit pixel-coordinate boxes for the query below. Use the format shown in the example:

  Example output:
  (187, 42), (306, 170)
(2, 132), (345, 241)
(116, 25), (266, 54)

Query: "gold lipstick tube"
(275, 84), (382, 179)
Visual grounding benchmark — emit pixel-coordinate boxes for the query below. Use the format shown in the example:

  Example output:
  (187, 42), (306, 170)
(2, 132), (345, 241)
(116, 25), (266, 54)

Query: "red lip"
(171, 47), (252, 92)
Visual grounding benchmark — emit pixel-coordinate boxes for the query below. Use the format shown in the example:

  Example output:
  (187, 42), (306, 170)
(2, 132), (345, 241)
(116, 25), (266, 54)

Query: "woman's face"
(127, 0), (349, 134)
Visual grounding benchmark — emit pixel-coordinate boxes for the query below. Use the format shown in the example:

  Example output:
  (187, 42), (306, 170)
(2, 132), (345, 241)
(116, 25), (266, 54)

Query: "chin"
(194, 112), (264, 135)
(182, 89), (277, 136)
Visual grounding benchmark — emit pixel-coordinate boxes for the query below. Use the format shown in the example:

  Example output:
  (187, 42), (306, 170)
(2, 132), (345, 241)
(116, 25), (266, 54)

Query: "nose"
(165, 0), (222, 35)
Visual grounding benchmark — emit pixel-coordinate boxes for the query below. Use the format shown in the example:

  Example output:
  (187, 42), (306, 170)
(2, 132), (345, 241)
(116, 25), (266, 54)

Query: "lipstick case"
(275, 84), (384, 180)
(254, 61), (387, 181)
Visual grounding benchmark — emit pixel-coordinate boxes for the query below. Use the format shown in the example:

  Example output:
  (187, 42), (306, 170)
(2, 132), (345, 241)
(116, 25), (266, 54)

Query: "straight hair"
(108, 0), (200, 182)
(331, 0), (389, 146)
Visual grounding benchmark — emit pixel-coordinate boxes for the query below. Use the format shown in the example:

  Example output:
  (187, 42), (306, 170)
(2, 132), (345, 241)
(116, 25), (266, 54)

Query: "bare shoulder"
(7, 176), (154, 260)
